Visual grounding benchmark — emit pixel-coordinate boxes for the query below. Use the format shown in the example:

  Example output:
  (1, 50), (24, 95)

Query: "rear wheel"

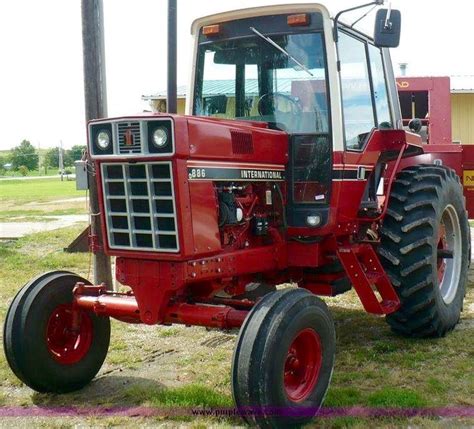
(232, 288), (335, 427)
(379, 165), (470, 337)
(3, 271), (110, 393)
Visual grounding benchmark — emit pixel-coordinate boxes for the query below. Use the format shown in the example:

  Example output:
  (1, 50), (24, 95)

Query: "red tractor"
(4, 3), (472, 427)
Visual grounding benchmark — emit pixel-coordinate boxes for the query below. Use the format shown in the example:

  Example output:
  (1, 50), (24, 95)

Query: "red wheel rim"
(46, 304), (93, 365)
(284, 328), (322, 403)
(437, 223), (447, 284)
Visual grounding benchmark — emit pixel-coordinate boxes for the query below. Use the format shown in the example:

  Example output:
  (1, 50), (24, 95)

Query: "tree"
(62, 149), (73, 168)
(44, 147), (60, 169)
(0, 155), (7, 174)
(11, 140), (39, 171)
(18, 165), (29, 176)
(67, 145), (86, 164)
(45, 147), (78, 169)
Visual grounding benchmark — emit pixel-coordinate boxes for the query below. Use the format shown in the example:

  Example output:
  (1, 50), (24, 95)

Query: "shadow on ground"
(31, 376), (165, 408)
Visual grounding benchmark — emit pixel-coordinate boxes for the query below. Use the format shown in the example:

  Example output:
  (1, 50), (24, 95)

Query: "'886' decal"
(188, 168), (206, 179)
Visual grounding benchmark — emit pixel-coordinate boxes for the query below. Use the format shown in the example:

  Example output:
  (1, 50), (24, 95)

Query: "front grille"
(101, 162), (179, 252)
(118, 122), (142, 154)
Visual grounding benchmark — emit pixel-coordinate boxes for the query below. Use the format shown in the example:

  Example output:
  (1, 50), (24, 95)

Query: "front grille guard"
(101, 161), (179, 252)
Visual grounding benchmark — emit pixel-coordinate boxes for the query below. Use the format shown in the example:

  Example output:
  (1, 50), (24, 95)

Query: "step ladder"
(336, 243), (400, 315)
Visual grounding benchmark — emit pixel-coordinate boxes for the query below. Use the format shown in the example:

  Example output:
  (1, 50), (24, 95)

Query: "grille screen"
(101, 162), (179, 252)
(118, 122), (141, 154)
(231, 130), (253, 154)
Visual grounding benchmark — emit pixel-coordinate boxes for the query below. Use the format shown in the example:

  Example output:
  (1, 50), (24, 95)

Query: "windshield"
(193, 31), (329, 134)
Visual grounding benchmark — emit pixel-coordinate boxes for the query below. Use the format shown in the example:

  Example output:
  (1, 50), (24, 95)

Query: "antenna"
(350, 4), (378, 28)
(333, 1), (384, 42)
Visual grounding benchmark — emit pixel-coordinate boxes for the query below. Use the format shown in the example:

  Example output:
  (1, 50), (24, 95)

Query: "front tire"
(3, 271), (110, 393)
(232, 288), (335, 428)
(379, 165), (470, 337)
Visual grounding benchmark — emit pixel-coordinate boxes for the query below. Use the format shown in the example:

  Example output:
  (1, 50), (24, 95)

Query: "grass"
(0, 177), (87, 219)
(121, 384), (233, 408)
(0, 177), (83, 203)
(0, 226), (472, 428)
(366, 388), (427, 408)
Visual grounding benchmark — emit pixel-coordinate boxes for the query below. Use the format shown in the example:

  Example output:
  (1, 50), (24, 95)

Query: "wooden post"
(81, 0), (112, 286)
(59, 140), (64, 182)
(167, 0), (177, 114)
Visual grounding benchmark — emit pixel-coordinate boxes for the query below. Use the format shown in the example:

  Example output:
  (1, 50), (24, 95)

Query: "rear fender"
(336, 129), (422, 222)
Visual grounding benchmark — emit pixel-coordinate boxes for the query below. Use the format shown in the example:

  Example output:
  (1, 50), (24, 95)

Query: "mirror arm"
(384, 2), (393, 29)
(333, 0), (384, 42)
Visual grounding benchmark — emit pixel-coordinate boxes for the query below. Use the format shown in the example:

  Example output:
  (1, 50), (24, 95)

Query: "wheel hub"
(437, 223), (448, 284)
(284, 328), (322, 402)
(437, 205), (462, 305)
(46, 304), (93, 365)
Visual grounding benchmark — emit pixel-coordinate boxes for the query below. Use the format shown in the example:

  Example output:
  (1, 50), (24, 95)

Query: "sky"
(0, 0), (473, 151)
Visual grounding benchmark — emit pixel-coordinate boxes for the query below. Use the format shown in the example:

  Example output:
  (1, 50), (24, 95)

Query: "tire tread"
(379, 164), (469, 338)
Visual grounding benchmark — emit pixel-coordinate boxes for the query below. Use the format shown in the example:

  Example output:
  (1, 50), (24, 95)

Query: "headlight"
(147, 120), (173, 154)
(152, 127), (168, 148)
(96, 130), (111, 150)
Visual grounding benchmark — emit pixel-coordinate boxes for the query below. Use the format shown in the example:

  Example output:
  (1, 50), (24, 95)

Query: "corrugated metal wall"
(452, 93), (474, 144)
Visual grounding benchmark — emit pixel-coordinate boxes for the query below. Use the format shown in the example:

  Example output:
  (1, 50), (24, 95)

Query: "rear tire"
(3, 271), (110, 393)
(379, 165), (470, 337)
(232, 288), (335, 428)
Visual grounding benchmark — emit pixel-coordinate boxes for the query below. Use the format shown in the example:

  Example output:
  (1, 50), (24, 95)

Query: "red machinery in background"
(397, 76), (474, 217)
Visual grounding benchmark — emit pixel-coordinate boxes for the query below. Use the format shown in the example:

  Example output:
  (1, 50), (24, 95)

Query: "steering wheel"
(257, 92), (302, 116)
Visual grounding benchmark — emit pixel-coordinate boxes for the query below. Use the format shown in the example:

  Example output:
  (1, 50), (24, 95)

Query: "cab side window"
(368, 44), (392, 128)
(339, 32), (375, 149)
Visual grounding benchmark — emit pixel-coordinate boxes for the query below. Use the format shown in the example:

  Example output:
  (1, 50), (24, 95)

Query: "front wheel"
(3, 271), (110, 393)
(232, 288), (335, 428)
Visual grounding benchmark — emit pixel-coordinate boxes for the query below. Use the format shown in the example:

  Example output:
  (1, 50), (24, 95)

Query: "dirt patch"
(0, 216), (88, 239)
(1, 200), (86, 215)
(0, 195), (88, 238)
(24, 197), (87, 206)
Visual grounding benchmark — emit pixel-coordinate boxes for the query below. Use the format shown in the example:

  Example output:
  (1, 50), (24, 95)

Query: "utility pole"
(59, 140), (64, 181)
(81, 0), (112, 286)
(37, 141), (42, 176)
(167, 0), (177, 114)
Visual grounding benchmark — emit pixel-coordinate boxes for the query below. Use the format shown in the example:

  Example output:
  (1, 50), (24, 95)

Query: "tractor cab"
(190, 4), (404, 227)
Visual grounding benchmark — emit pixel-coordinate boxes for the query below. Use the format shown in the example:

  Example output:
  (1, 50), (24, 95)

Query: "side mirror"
(409, 118), (423, 133)
(374, 8), (401, 48)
